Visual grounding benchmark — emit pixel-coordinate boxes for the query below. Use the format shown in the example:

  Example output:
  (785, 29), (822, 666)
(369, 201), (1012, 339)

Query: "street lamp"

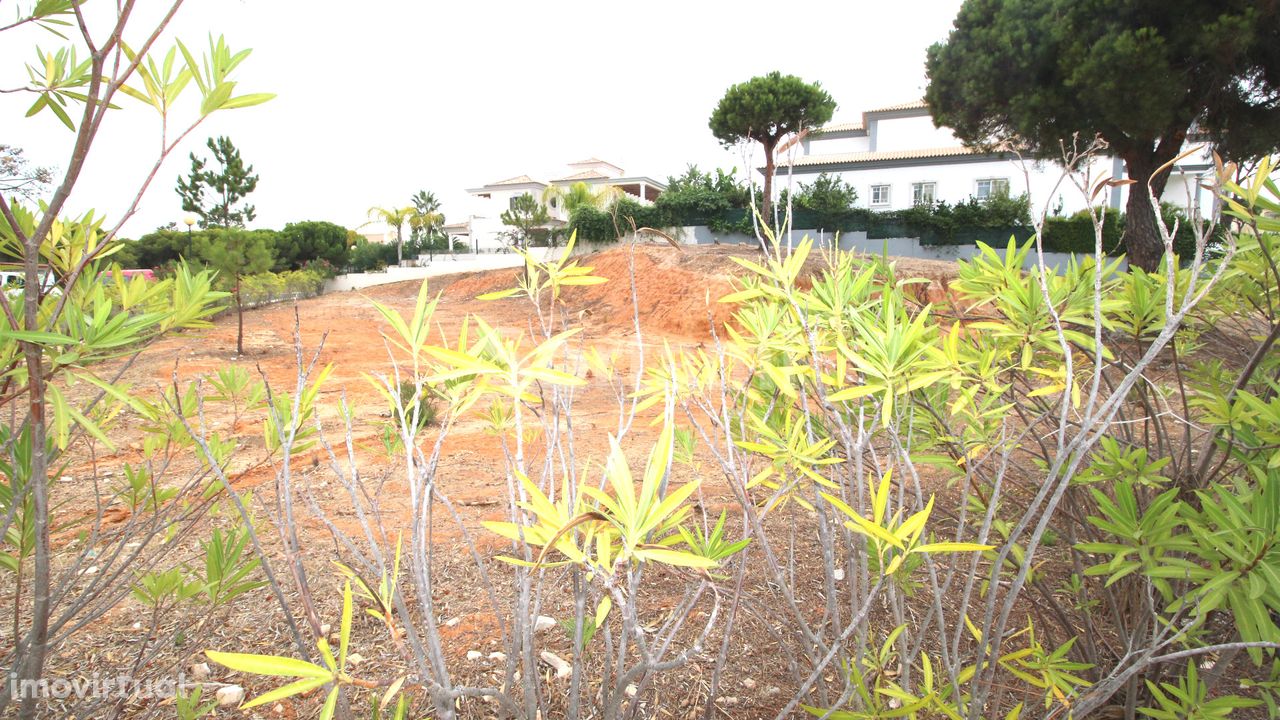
(182, 214), (197, 258)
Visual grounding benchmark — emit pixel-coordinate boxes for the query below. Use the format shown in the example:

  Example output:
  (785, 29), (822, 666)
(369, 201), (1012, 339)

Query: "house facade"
(771, 100), (1216, 221)
(454, 159), (667, 250)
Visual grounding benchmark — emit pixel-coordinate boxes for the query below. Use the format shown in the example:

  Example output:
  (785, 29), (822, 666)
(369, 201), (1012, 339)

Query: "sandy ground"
(20, 243), (966, 718)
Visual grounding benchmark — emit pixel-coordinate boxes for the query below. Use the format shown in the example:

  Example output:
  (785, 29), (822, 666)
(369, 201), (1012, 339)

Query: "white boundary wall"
(672, 226), (1125, 272)
(323, 248), (553, 293)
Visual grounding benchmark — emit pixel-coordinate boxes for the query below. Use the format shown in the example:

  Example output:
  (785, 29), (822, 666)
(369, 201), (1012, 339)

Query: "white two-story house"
(771, 100), (1215, 221)
(455, 159), (667, 250)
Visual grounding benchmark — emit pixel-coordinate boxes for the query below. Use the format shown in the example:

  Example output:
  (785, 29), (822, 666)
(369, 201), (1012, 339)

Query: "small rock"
(189, 662), (211, 681)
(742, 678), (756, 690)
(216, 685), (244, 707)
(84, 566), (99, 575)
(274, 703), (285, 714)
(533, 615), (557, 633)
(60, 476), (73, 483)
(131, 622), (142, 630)
(539, 651), (572, 679)
(625, 684), (638, 698)
(444, 617), (461, 627)
(319, 623), (331, 636)
(488, 651), (507, 662)
(833, 567), (845, 582)
(717, 696), (740, 706)
(466, 650), (483, 661)
(766, 686), (781, 696)
(347, 652), (364, 666)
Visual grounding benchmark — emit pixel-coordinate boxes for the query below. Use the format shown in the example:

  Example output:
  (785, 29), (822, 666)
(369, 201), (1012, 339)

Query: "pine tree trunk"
(235, 284), (244, 355)
(1121, 147), (1176, 272)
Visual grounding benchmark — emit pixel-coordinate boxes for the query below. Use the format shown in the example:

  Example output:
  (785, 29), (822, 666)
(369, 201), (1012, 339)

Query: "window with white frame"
(870, 184), (891, 207)
(912, 182), (936, 206)
(975, 178), (1010, 200)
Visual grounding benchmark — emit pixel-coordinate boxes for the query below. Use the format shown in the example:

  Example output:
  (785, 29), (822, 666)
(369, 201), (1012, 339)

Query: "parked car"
(0, 268), (58, 298)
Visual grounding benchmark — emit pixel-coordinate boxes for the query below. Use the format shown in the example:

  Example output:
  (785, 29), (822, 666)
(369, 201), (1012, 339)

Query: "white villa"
(452, 159), (667, 250)
(770, 100), (1216, 220)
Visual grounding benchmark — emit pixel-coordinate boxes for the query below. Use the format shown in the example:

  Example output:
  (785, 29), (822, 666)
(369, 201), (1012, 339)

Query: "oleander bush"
(197, 159), (1280, 719)
(6, 3), (1279, 716)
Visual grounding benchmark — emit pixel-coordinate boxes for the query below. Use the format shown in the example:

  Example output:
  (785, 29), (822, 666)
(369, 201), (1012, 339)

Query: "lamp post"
(182, 214), (197, 259)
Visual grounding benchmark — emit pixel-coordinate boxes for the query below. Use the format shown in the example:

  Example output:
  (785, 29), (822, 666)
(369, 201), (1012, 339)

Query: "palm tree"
(364, 205), (414, 264)
(409, 190), (445, 252)
(541, 181), (622, 216)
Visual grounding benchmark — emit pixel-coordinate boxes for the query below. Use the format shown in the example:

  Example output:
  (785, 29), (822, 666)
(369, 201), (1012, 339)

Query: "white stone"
(347, 652), (364, 666)
(319, 623), (331, 636)
(539, 651), (572, 679)
(216, 685), (244, 707)
(533, 615), (557, 633)
(488, 651), (507, 662)
(59, 476), (72, 483)
(833, 567), (845, 582)
(466, 650), (483, 661)
(189, 662), (211, 681)
(742, 678), (756, 690)
(444, 617), (461, 627)
(625, 684), (638, 698)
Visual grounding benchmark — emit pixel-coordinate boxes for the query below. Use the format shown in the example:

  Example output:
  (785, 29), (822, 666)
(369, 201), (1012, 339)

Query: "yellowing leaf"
(912, 542), (995, 554)
(634, 546), (718, 569)
(240, 677), (330, 710)
(204, 650), (331, 679)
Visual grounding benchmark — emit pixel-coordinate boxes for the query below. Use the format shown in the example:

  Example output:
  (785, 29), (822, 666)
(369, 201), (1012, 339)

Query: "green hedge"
(115, 222), (354, 273)
(566, 165), (1217, 259)
(238, 268), (328, 307)
(569, 200), (669, 243)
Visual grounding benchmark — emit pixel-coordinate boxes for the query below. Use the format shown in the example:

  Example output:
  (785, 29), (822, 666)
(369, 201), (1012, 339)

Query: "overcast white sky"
(2, 0), (965, 236)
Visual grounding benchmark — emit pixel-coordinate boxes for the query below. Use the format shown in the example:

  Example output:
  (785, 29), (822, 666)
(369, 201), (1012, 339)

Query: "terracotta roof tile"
(553, 169), (610, 181)
(812, 121), (865, 134)
(487, 174), (545, 187)
(865, 99), (929, 113)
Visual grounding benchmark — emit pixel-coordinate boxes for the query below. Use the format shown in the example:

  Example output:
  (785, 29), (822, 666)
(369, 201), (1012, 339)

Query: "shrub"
(272, 220), (351, 270)
(653, 165), (751, 225)
(300, 258), (338, 279)
(787, 172), (868, 231)
(1040, 208), (1124, 254)
(568, 199), (670, 243)
(397, 380), (437, 429)
(114, 229), (199, 268)
(234, 268), (326, 307)
(347, 239), (395, 272)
